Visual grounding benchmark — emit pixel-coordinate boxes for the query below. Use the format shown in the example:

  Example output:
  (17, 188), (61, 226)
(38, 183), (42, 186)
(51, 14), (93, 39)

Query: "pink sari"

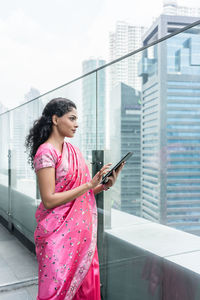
(33, 141), (101, 300)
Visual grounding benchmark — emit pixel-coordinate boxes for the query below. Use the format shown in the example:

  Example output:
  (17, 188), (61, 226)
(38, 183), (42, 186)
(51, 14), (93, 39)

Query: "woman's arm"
(36, 163), (111, 209)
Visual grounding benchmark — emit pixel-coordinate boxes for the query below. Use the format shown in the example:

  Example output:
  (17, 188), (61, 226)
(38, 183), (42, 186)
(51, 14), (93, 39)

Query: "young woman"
(25, 97), (124, 300)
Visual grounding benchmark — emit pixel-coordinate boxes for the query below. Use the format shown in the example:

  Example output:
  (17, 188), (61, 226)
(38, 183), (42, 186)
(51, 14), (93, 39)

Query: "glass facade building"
(139, 15), (200, 234)
(109, 82), (141, 215)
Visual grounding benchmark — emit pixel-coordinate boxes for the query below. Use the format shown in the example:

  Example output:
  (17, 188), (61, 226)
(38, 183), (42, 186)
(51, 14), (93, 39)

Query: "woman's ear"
(52, 115), (58, 126)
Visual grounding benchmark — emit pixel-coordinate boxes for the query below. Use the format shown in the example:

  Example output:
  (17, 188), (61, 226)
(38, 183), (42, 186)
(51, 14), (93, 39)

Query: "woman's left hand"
(103, 162), (125, 189)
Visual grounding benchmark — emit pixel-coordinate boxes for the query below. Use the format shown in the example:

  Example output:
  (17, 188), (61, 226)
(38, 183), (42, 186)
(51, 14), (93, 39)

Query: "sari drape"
(33, 142), (101, 300)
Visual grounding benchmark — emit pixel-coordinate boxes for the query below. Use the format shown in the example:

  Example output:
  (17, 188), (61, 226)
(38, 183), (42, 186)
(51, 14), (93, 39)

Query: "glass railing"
(0, 19), (200, 299)
(103, 21), (200, 235)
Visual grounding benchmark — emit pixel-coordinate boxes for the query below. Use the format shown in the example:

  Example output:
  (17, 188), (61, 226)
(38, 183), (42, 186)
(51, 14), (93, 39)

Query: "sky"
(0, 0), (199, 110)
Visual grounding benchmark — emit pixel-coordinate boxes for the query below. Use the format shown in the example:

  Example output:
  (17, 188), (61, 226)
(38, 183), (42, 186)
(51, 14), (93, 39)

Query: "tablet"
(101, 152), (133, 184)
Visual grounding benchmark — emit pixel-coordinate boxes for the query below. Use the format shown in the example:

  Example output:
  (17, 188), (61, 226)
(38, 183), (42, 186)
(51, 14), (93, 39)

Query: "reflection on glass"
(101, 27), (198, 235)
(0, 113), (10, 220)
(142, 254), (198, 300)
(108, 82), (141, 216)
(138, 25), (200, 234)
(9, 100), (42, 199)
(81, 60), (105, 162)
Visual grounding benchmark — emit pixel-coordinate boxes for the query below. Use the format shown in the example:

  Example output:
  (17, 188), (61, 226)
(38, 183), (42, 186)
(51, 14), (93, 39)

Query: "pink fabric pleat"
(73, 246), (101, 300)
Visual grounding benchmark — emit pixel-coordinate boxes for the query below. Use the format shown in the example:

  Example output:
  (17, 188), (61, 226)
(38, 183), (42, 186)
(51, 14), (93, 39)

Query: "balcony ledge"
(106, 208), (200, 275)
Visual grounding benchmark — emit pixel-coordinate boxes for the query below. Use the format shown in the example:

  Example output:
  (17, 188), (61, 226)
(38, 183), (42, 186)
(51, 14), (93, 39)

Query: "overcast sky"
(0, 0), (199, 110)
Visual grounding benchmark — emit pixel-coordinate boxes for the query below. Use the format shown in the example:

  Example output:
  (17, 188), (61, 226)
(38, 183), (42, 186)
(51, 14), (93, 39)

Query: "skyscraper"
(0, 104), (9, 184)
(109, 21), (145, 215)
(163, 0), (200, 17)
(109, 21), (147, 92)
(11, 98), (43, 195)
(82, 59), (106, 162)
(139, 15), (200, 235)
(109, 83), (141, 215)
(24, 87), (40, 102)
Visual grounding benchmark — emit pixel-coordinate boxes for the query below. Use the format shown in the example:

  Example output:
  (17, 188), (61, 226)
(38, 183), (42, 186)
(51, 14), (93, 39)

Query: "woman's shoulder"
(35, 142), (60, 159)
(35, 142), (51, 155)
(33, 142), (59, 172)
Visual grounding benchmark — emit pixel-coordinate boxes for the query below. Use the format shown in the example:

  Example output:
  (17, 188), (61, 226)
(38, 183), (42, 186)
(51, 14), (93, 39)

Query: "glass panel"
(97, 51), (145, 299)
(96, 22), (200, 299)
(9, 100), (41, 241)
(96, 65), (106, 152)
(101, 23), (200, 235)
(163, 25), (200, 234)
(102, 50), (143, 228)
(81, 72), (97, 163)
(0, 112), (10, 221)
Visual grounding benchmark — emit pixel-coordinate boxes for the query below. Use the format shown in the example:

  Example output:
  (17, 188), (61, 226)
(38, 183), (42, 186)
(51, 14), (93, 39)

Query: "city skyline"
(0, 12), (200, 237)
(0, 0), (200, 111)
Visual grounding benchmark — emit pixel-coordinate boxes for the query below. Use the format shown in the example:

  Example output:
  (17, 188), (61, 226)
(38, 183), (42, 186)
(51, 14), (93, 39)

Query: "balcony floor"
(0, 223), (38, 299)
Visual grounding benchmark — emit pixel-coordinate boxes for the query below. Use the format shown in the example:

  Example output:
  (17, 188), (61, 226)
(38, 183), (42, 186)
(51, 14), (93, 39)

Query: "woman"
(25, 97), (124, 300)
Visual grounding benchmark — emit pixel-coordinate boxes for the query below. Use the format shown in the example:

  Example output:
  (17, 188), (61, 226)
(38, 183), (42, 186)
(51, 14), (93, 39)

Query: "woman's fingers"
(91, 163), (113, 188)
(95, 161), (125, 186)
(99, 163), (112, 176)
(98, 161), (126, 189)
(113, 169), (117, 179)
(94, 163), (111, 181)
(101, 163), (112, 171)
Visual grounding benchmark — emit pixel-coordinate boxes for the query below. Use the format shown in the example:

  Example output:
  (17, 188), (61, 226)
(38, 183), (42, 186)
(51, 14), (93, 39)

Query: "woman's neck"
(46, 136), (64, 154)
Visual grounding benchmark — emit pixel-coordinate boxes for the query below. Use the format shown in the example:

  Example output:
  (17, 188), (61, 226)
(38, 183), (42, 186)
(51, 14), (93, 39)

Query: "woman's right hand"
(88, 163), (112, 189)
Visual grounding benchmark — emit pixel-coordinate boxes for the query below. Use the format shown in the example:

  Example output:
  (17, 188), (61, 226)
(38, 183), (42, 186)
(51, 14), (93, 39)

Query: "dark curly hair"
(25, 97), (77, 169)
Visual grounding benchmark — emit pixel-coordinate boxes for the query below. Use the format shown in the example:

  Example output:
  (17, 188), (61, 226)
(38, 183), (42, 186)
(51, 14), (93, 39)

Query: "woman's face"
(54, 108), (78, 138)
